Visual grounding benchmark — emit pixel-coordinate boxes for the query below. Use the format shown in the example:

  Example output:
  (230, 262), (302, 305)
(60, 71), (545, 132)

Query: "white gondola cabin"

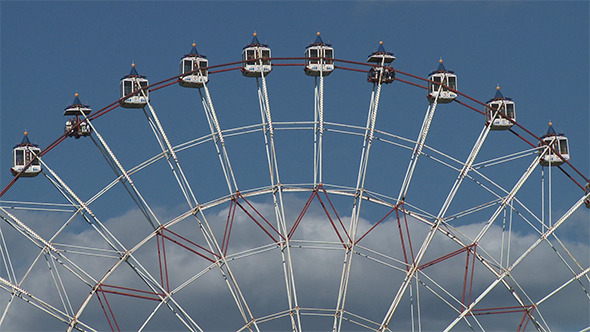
(242, 33), (272, 77)
(485, 86), (515, 130)
(179, 43), (209, 88)
(367, 41), (395, 84)
(120, 63), (149, 108)
(304, 32), (334, 77)
(538, 122), (569, 166)
(11, 132), (42, 177)
(64, 93), (92, 138)
(428, 59), (457, 103)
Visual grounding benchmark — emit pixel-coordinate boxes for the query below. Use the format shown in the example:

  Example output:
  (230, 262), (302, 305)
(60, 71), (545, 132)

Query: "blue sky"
(1, 1), (589, 331)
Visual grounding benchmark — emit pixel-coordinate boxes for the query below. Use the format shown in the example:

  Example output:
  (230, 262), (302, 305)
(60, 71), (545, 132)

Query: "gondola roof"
(541, 122), (564, 138)
(64, 93), (90, 111)
(428, 59), (454, 76)
(14, 132), (38, 148)
(307, 32), (331, 47)
(121, 63), (146, 79)
(368, 42), (394, 57)
(243, 33), (268, 49)
(486, 86), (512, 104)
(182, 43), (207, 59)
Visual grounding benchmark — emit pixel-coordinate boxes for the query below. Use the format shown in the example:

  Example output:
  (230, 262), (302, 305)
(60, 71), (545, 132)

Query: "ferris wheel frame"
(1, 37), (589, 332)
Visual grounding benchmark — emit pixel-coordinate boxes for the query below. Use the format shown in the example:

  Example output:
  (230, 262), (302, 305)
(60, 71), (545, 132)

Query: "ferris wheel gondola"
(64, 93), (92, 138)
(485, 86), (515, 130)
(10, 131), (42, 177)
(241, 33), (272, 77)
(427, 58), (457, 103)
(179, 43), (209, 88)
(119, 63), (149, 108)
(539, 122), (570, 166)
(367, 41), (395, 84)
(304, 32), (334, 76)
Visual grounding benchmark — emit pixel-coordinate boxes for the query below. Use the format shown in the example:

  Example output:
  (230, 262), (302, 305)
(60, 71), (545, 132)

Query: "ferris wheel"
(1, 32), (589, 331)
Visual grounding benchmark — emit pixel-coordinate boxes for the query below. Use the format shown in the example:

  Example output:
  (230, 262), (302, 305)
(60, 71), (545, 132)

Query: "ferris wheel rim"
(2, 56), (588, 198)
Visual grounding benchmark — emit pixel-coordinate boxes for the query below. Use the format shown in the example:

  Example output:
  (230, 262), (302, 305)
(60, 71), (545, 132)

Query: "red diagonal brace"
(96, 289), (120, 332)
(355, 201), (402, 245)
(318, 185), (351, 244)
(418, 244), (476, 270)
(470, 305), (534, 316)
(234, 196), (282, 243)
(288, 185), (351, 248)
(288, 189), (317, 239)
(395, 208), (411, 270)
(314, 190), (349, 247)
(222, 199), (238, 255)
(401, 204), (416, 267)
(156, 232), (170, 293)
(160, 228), (218, 263)
(518, 305), (535, 332)
(99, 284), (164, 301)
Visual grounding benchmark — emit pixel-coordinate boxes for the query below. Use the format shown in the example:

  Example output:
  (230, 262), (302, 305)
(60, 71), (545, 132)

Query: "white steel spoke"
(537, 267), (590, 306)
(0, 276), (96, 331)
(414, 276), (421, 332)
(549, 233), (590, 285)
(334, 77), (385, 332)
(158, 80), (267, 331)
(134, 90), (260, 331)
(408, 279), (416, 332)
(0, 208), (96, 327)
(0, 214), (93, 300)
(140, 101), (199, 209)
(472, 148), (537, 170)
(471, 148), (549, 244)
(379, 115), (497, 331)
(398, 84), (442, 201)
(44, 251), (74, 316)
(138, 299), (168, 332)
(32, 161), (200, 331)
(38, 162), (125, 254)
(501, 203), (514, 267)
(67, 234), (204, 332)
(0, 207), (56, 252)
(313, 74), (326, 186)
(358, 197), (540, 331)
(84, 116), (161, 229)
(463, 149), (588, 299)
(443, 193), (589, 331)
(198, 85), (239, 194)
(0, 208), (96, 288)
(121, 251), (203, 332)
(443, 198), (501, 222)
(541, 166), (545, 232)
(255, 71), (302, 331)
(53, 243), (120, 259)
(0, 200), (74, 213)
(0, 224), (16, 284)
(543, 236), (590, 298)
(549, 160), (552, 228)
